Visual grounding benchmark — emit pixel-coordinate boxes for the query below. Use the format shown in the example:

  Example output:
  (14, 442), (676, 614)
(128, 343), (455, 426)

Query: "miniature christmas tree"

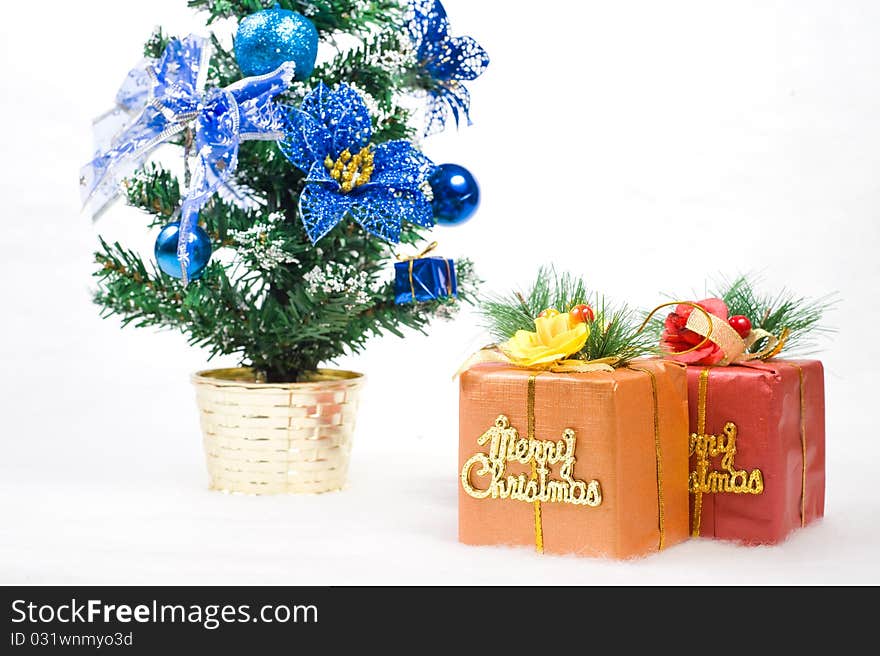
(84, 0), (488, 382)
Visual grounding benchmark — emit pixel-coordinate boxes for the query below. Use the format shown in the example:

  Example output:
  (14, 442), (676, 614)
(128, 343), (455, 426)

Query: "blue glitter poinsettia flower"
(408, 0), (490, 136)
(279, 83), (436, 243)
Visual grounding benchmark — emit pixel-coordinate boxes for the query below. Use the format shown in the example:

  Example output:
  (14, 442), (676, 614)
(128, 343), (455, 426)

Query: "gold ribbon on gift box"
(396, 241), (453, 303)
(454, 346), (618, 378)
(640, 301), (808, 537)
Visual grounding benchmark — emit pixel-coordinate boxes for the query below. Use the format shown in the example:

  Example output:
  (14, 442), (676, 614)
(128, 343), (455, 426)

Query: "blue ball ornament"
(430, 163), (480, 226)
(234, 7), (319, 80)
(154, 222), (212, 280)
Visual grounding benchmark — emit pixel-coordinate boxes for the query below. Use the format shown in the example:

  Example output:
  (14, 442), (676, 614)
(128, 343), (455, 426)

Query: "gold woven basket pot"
(191, 367), (365, 495)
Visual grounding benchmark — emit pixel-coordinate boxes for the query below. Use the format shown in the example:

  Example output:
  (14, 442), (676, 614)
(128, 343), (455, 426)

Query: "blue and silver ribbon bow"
(80, 34), (295, 283)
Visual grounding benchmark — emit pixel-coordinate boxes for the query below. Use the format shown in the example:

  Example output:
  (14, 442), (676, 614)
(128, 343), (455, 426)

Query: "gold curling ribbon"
(640, 301), (790, 365)
(763, 327), (791, 361)
(692, 367), (711, 537)
(789, 363), (807, 528)
(628, 366), (665, 551)
(527, 374), (544, 554)
(638, 301), (717, 358)
(396, 241), (452, 302)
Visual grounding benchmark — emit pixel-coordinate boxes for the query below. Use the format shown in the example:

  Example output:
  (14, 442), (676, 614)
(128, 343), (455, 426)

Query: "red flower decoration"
(660, 298), (729, 365)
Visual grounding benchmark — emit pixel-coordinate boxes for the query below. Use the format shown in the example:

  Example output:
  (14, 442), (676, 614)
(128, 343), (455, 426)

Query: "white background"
(1, 0), (878, 584)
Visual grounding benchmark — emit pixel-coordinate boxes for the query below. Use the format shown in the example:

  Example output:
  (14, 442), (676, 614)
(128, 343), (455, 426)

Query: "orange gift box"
(458, 359), (690, 559)
(685, 360), (825, 544)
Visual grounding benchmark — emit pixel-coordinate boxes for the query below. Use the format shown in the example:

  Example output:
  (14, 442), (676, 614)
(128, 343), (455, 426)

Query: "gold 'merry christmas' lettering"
(461, 415), (602, 506)
(689, 422), (764, 495)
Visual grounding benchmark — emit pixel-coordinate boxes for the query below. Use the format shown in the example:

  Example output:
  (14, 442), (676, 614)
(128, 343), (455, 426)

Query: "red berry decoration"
(728, 315), (752, 338)
(570, 304), (595, 324)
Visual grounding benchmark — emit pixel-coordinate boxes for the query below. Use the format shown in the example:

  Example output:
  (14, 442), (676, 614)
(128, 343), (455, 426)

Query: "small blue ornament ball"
(430, 163), (480, 226)
(154, 222), (212, 280)
(235, 8), (319, 80)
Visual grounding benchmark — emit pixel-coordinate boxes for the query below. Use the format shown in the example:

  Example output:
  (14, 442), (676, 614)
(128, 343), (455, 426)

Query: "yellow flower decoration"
(501, 311), (590, 367)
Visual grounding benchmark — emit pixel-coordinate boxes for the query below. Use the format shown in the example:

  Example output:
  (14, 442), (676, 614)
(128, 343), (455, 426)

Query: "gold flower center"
(324, 146), (375, 193)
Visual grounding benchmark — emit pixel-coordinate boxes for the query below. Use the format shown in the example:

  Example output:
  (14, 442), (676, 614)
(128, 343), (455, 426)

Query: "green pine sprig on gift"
(711, 275), (838, 355)
(481, 268), (589, 340)
(480, 267), (656, 365)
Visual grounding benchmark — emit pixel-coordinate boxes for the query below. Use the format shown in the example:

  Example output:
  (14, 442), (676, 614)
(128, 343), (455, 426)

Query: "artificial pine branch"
(584, 301), (658, 364)
(124, 164), (181, 224)
(712, 275), (837, 355)
(207, 33), (244, 87)
(144, 29), (171, 58)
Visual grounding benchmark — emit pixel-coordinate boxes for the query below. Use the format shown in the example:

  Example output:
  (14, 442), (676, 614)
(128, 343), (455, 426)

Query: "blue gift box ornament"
(394, 242), (458, 305)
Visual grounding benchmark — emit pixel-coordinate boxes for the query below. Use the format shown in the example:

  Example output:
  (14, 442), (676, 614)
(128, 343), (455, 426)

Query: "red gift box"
(686, 360), (825, 544)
